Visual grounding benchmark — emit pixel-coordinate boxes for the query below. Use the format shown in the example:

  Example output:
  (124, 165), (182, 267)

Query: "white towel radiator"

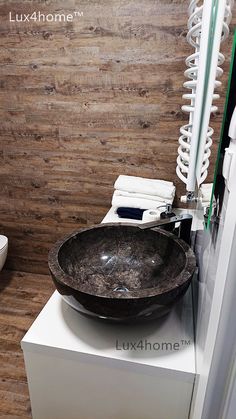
(176, 0), (234, 196)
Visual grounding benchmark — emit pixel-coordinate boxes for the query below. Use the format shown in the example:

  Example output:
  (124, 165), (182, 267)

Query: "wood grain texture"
(0, 269), (54, 418)
(0, 0), (235, 274)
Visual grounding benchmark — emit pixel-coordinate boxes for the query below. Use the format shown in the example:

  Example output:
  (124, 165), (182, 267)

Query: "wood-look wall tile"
(0, 0), (235, 273)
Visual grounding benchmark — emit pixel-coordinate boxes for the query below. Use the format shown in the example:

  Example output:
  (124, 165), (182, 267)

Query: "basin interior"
(57, 225), (187, 297)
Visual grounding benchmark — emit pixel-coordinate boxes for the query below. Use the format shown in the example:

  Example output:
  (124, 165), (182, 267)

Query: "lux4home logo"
(9, 11), (83, 23)
(115, 339), (191, 351)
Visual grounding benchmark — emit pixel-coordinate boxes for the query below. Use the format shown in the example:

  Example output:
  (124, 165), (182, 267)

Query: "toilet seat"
(0, 246), (7, 254)
(0, 235), (8, 251)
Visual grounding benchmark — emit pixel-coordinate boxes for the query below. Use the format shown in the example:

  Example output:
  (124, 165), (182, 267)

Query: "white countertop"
(22, 289), (195, 380)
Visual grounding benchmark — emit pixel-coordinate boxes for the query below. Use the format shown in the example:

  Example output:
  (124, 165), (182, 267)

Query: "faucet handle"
(160, 203), (176, 219)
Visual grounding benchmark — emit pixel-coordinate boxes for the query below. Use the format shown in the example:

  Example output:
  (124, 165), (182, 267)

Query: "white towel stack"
(112, 175), (176, 209)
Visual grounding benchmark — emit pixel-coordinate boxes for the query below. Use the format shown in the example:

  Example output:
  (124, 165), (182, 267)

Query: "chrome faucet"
(139, 214), (193, 245)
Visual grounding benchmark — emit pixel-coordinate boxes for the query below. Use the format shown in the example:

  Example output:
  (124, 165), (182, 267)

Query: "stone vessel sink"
(48, 224), (196, 322)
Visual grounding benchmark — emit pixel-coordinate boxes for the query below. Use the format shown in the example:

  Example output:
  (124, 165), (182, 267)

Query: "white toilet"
(0, 235), (8, 272)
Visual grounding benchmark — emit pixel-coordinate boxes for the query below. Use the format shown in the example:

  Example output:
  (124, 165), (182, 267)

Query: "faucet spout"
(139, 214), (193, 245)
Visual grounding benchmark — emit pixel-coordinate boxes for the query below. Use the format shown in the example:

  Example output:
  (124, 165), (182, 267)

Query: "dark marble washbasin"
(48, 224), (196, 322)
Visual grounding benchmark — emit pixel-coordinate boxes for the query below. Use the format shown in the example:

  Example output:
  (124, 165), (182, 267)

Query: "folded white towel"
(112, 194), (167, 210)
(114, 190), (173, 204)
(114, 175), (175, 200)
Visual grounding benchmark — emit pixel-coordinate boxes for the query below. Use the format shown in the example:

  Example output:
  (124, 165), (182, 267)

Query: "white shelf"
(103, 206), (204, 231)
